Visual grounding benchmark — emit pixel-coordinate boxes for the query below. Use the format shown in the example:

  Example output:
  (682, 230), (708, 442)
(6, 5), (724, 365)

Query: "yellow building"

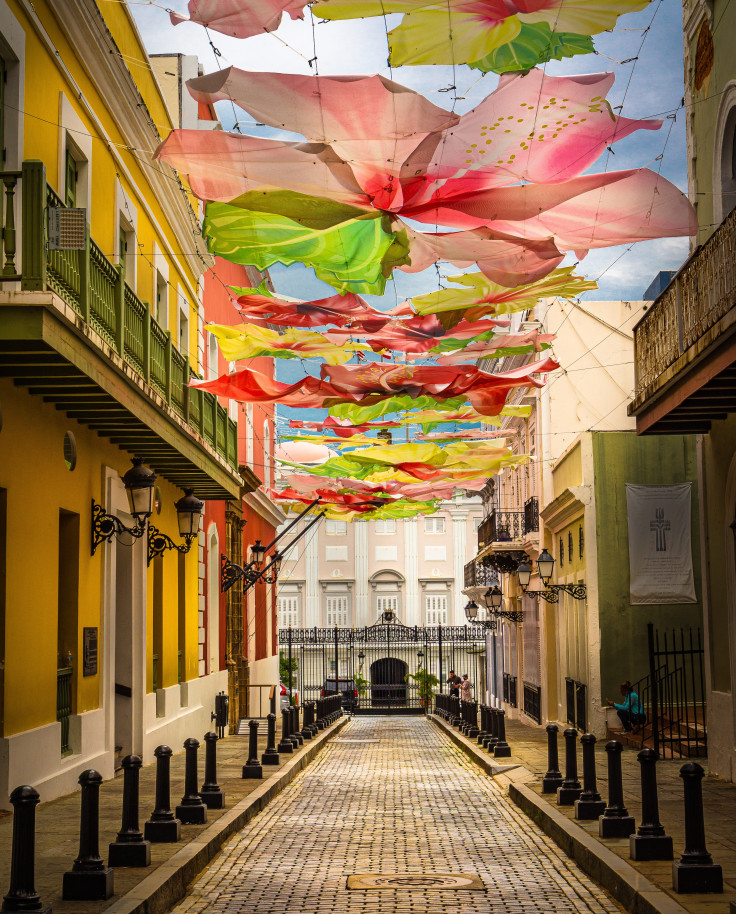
(0, 0), (245, 800)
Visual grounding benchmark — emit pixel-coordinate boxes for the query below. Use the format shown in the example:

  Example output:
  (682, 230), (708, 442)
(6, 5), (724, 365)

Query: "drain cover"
(331, 736), (380, 743)
(347, 874), (484, 891)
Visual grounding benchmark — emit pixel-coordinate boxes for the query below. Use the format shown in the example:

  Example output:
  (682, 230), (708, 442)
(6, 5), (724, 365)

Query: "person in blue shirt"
(607, 681), (646, 732)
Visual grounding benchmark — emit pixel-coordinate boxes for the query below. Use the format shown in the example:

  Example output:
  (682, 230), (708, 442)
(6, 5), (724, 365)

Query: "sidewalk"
(432, 715), (736, 914)
(0, 717), (346, 914)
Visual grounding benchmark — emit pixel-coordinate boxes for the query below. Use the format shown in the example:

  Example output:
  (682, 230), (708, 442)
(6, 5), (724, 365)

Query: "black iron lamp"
(464, 600), (479, 622)
(515, 549), (586, 603)
(482, 584), (524, 624)
(221, 501), (327, 593)
(147, 488), (204, 565)
(91, 457), (156, 555)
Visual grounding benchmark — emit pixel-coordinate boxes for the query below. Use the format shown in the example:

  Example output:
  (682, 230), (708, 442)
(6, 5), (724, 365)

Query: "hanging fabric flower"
(206, 322), (373, 365)
(170, 0), (305, 39)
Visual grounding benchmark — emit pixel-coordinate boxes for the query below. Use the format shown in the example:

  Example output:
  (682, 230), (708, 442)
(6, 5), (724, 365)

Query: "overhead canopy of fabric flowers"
(172, 0), (653, 75)
(157, 67), (695, 295)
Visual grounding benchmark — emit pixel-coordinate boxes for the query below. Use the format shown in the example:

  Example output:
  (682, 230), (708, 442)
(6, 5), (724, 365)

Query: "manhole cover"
(347, 874), (484, 891)
(331, 737), (380, 743)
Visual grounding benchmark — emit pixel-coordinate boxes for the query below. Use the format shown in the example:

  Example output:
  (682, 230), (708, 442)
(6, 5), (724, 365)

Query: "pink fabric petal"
(171, 0), (305, 39)
(185, 68), (457, 209)
(156, 130), (367, 205)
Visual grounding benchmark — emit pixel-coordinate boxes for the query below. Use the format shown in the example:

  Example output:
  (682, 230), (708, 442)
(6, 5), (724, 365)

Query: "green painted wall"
(593, 432), (702, 704)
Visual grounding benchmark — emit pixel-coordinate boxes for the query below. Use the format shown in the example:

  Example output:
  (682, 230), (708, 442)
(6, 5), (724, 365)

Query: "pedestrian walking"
(460, 674), (472, 701)
(447, 670), (461, 697)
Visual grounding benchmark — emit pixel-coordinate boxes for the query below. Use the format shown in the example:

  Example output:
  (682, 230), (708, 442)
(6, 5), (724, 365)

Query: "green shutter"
(64, 149), (77, 208)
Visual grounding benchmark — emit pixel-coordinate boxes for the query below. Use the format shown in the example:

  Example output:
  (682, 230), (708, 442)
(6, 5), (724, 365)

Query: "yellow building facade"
(0, 0), (243, 800)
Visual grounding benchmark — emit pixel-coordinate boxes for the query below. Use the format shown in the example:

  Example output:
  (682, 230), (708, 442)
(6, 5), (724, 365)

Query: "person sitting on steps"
(606, 681), (646, 732)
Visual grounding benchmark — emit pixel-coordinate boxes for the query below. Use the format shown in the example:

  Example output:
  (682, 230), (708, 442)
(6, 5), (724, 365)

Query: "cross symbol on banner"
(650, 507), (671, 552)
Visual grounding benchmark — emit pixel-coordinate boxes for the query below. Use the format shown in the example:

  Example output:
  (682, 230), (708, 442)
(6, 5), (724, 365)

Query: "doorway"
(114, 538), (134, 762)
(370, 657), (408, 705)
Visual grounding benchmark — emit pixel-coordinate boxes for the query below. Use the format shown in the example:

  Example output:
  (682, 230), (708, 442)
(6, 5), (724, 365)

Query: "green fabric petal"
(470, 22), (595, 73)
(203, 195), (408, 296)
(327, 395), (469, 425)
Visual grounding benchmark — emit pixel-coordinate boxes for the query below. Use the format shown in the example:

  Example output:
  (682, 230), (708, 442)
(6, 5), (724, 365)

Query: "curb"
(105, 716), (348, 914)
(428, 714), (689, 914)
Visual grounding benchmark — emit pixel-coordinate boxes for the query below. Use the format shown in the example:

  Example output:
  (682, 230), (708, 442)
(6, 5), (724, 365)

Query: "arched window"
(714, 85), (736, 222)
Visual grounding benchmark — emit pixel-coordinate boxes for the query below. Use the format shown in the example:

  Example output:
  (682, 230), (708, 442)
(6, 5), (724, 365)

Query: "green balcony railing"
(0, 160), (238, 470)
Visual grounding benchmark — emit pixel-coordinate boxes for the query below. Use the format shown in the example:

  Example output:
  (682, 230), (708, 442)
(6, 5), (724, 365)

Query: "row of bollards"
(543, 724), (722, 894)
(433, 694), (512, 759)
(2, 703), (344, 910)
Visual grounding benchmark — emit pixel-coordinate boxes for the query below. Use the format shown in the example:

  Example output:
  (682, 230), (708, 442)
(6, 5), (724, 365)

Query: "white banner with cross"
(625, 483), (697, 605)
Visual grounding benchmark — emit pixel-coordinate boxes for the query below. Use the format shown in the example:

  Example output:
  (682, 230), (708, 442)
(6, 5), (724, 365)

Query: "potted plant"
(405, 668), (440, 710)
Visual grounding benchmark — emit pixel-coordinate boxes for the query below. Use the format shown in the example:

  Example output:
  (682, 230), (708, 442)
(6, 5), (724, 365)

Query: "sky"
(131, 0), (692, 431)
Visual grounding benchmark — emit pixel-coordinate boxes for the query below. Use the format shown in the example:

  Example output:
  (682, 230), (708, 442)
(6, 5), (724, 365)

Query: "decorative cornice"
(540, 486), (589, 531)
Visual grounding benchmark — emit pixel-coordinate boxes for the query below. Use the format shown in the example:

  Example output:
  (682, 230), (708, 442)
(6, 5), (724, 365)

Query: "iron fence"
(279, 624), (486, 712)
(503, 672), (517, 708)
(57, 667), (73, 756)
(523, 497), (539, 535)
(565, 677), (587, 731)
(523, 681), (541, 723)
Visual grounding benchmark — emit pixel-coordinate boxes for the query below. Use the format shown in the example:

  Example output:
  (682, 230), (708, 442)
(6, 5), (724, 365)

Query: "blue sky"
(132, 0), (690, 430)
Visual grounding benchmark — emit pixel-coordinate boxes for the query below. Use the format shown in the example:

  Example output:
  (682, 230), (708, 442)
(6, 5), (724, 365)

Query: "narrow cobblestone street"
(172, 717), (620, 914)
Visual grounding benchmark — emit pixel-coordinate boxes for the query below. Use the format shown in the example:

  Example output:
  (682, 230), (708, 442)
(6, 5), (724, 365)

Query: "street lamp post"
(516, 549), (587, 602)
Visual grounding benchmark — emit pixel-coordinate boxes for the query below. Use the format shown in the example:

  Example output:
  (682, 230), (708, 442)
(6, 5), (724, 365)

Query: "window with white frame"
(155, 271), (168, 329)
(377, 595), (398, 616)
(207, 332), (218, 380)
(425, 594), (448, 625)
(325, 595), (349, 627)
(278, 595), (300, 629)
(473, 517), (482, 531)
(325, 520), (347, 536)
(178, 292), (190, 356)
(424, 516), (446, 534)
(375, 519), (396, 535)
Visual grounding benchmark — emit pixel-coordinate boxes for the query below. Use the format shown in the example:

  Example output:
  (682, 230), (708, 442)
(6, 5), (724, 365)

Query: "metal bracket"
(91, 500), (145, 556)
(147, 525), (196, 566)
(522, 583), (587, 603)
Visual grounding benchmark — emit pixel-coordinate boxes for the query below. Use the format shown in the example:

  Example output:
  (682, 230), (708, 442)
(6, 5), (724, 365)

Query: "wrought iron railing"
(523, 496), (539, 535)
(490, 510), (525, 542)
(565, 677), (587, 731)
(464, 560), (500, 588)
(523, 681), (541, 724)
(633, 205), (736, 397)
(57, 666), (73, 756)
(0, 162), (238, 470)
(503, 672), (517, 708)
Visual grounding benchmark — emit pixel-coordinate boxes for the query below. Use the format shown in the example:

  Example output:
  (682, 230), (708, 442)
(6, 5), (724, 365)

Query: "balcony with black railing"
(463, 560), (500, 589)
(523, 496), (539, 535)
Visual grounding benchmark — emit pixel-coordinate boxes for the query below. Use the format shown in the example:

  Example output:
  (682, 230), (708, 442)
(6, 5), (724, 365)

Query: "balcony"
(463, 560), (500, 589)
(0, 161), (244, 498)
(523, 496), (539, 535)
(629, 206), (736, 434)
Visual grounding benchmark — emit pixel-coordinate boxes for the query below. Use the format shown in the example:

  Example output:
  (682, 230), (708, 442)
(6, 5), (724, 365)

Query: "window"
(208, 332), (218, 381)
(579, 525), (584, 560)
(425, 594), (447, 625)
(424, 516), (446, 534)
(64, 148), (77, 208)
(559, 536), (565, 567)
(278, 595), (300, 629)
(118, 217), (135, 285)
(326, 595), (349, 627)
(155, 271), (168, 329)
(473, 517), (482, 532)
(377, 595), (398, 616)
(375, 519), (396, 535)
(178, 292), (190, 356)
(568, 530), (574, 562)
(326, 520), (347, 536)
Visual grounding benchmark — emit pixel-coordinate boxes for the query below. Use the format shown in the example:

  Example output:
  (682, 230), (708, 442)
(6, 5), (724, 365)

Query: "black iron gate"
(279, 622), (487, 713)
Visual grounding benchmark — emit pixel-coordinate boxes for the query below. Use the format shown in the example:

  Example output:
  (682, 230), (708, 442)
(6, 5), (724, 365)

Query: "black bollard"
(290, 706), (303, 747)
(307, 701), (318, 736)
(599, 740), (636, 838)
(542, 724), (563, 794)
(672, 762), (722, 893)
(199, 732), (225, 808)
(243, 720), (263, 779)
(630, 749), (673, 861)
(493, 709), (511, 758)
(144, 745), (181, 842)
(477, 705), (488, 745)
(574, 734), (606, 820)
(108, 755), (151, 867)
(467, 702), (479, 739)
(262, 712), (280, 765)
(278, 708), (294, 753)
(300, 704), (313, 740)
(1, 786), (50, 913)
(176, 738), (208, 825)
(557, 729), (582, 805)
(484, 707), (499, 750)
(62, 770), (114, 900)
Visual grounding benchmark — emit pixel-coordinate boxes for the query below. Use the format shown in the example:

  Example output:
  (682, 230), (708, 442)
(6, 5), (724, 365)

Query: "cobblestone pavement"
(171, 717), (621, 913)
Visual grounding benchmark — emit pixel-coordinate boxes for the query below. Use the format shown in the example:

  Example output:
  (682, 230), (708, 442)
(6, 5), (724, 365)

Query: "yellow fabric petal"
(389, 6), (521, 66)
(520, 0), (651, 36)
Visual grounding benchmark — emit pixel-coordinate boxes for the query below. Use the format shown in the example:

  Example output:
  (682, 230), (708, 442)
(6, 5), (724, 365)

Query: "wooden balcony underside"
(0, 300), (244, 499)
